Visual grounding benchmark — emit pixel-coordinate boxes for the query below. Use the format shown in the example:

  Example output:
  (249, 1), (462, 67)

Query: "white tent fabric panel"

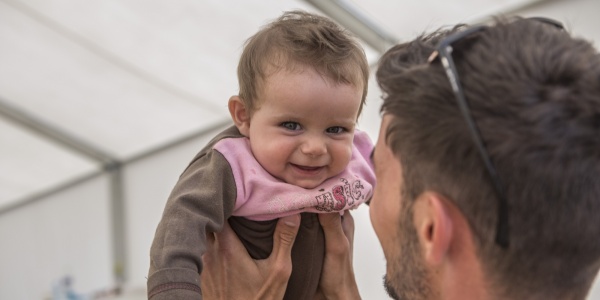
(4, 0), (318, 111)
(513, 0), (599, 44)
(0, 175), (113, 299)
(0, 117), (98, 209)
(349, 0), (549, 37)
(357, 73), (384, 139)
(0, 1), (228, 160)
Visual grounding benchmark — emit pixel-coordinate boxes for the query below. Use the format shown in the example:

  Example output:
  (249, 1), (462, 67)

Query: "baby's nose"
(300, 137), (327, 156)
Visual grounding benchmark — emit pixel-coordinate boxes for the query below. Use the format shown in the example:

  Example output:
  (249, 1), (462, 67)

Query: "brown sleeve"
(147, 149), (236, 299)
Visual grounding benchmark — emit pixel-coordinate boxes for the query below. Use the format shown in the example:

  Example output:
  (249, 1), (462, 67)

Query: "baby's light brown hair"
(237, 10), (369, 116)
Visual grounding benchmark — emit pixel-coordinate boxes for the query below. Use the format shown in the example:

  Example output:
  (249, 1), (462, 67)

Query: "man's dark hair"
(377, 17), (600, 299)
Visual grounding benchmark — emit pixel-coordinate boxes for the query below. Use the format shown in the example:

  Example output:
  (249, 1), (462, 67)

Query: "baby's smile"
(290, 163), (324, 174)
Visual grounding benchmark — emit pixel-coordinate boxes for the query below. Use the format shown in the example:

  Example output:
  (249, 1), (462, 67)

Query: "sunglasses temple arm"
(439, 47), (510, 248)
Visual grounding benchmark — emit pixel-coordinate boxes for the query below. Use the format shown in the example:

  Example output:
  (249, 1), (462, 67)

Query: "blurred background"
(1, 0), (599, 299)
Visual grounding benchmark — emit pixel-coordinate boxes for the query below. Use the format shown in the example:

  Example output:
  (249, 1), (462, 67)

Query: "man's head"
(235, 10), (369, 116)
(371, 17), (600, 299)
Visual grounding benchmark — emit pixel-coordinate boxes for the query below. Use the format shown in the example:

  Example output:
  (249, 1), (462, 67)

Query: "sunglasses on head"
(427, 17), (564, 248)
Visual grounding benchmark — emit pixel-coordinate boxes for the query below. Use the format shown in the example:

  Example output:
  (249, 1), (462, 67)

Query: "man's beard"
(383, 207), (433, 300)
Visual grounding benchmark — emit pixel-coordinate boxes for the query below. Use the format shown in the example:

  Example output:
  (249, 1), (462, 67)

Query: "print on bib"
(315, 178), (367, 212)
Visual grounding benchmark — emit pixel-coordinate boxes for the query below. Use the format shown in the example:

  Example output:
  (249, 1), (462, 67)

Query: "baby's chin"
(273, 168), (345, 189)
(283, 175), (341, 190)
(285, 179), (324, 189)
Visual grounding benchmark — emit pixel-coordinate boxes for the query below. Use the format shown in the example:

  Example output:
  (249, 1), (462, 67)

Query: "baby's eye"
(326, 126), (346, 134)
(281, 122), (301, 131)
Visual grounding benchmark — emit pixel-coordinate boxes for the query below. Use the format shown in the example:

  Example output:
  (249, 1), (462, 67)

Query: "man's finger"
(340, 211), (355, 261)
(270, 214), (300, 273)
(340, 211), (355, 243)
(214, 221), (249, 257)
(318, 213), (350, 255)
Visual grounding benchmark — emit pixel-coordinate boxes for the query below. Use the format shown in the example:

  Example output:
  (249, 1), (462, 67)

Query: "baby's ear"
(228, 96), (250, 136)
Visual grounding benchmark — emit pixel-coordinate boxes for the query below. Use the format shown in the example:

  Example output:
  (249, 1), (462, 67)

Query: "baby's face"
(247, 67), (363, 189)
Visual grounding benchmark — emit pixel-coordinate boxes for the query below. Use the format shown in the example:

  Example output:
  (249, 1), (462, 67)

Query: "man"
(199, 17), (600, 300)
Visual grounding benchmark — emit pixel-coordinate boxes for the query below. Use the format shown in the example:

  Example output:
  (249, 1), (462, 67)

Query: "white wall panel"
(354, 68), (388, 299)
(0, 117), (98, 209)
(0, 175), (113, 299)
(515, 0), (599, 44)
(352, 205), (389, 299)
(358, 72), (384, 140)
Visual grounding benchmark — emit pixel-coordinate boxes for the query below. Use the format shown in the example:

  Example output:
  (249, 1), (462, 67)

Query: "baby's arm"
(147, 150), (236, 300)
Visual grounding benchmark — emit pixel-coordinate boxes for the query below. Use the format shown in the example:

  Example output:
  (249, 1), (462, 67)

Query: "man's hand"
(315, 211), (361, 300)
(200, 214), (301, 300)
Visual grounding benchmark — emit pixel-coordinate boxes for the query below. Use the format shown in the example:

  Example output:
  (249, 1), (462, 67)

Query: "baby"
(147, 10), (375, 300)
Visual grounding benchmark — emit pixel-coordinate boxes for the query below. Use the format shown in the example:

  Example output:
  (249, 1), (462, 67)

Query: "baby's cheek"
(344, 143), (354, 161)
(332, 144), (353, 172)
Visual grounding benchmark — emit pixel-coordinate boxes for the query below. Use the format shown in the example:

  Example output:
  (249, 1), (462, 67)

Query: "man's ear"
(413, 191), (453, 266)
(228, 96), (250, 136)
